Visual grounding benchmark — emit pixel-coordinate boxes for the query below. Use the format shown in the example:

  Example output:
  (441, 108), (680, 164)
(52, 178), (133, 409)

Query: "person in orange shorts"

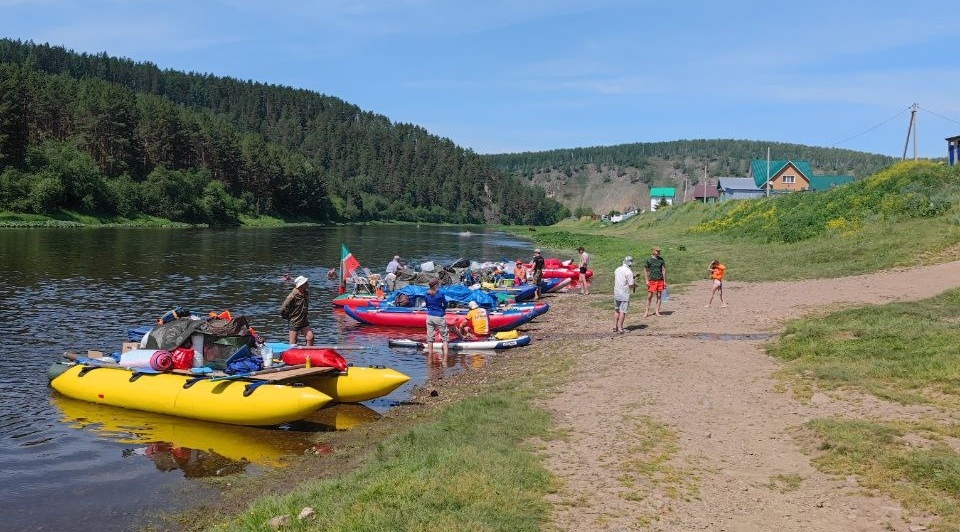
(642, 246), (667, 318)
(706, 259), (727, 308)
(455, 301), (489, 340)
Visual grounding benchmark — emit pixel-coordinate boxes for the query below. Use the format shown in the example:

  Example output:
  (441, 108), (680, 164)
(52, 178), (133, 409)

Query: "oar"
(282, 344), (367, 350)
(75, 356), (161, 375)
(209, 363), (308, 382)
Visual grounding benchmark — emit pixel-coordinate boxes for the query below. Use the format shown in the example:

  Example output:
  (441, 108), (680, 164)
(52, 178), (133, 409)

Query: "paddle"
(209, 363), (308, 382)
(277, 344), (367, 351)
(75, 356), (162, 377)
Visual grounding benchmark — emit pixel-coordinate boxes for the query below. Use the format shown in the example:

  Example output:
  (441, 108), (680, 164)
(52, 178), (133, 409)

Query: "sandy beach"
(524, 260), (960, 531)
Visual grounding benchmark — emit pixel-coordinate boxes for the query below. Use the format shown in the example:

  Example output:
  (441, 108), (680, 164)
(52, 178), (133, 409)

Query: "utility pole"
(703, 165), (708, 204)
(902, 103), (918, 161)
(765, 147), (771, 197)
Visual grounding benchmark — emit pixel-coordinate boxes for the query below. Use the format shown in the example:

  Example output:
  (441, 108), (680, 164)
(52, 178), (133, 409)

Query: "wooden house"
(750, 160), (853, 193)
(692, 182), (720, 203)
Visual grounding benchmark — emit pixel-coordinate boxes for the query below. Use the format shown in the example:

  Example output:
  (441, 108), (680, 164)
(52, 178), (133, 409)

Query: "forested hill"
(0, 39), (568, 226)
(483, 140), (900, 216)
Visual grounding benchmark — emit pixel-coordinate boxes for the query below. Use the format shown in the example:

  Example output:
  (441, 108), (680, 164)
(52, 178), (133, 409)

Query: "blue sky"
(2, 0), (959, 158)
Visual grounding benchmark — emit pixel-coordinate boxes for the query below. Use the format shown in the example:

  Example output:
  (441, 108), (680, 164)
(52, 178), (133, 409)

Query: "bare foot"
(721, 303), (728, 308)
(705, 304), (711, 308)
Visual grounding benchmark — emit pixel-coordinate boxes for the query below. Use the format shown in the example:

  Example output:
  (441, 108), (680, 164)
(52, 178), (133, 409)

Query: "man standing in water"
(613, 256), (636, 333)
(281, 276), (314, 346)
(643, 247), (667, 318)
(424, 278), (449, 361)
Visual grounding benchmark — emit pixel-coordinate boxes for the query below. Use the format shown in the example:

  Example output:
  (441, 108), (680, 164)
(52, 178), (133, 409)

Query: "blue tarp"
(384, 284), (498, 309)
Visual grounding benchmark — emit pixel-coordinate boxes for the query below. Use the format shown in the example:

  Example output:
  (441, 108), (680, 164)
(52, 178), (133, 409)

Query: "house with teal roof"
(649, 187), (675, 210)
(749, 160), (853, 193)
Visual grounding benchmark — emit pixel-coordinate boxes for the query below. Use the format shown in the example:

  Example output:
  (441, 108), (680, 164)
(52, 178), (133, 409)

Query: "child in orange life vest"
(706, 259), (727, 308)
(513, 260), (527, 286)
(456, 301), (490, 340)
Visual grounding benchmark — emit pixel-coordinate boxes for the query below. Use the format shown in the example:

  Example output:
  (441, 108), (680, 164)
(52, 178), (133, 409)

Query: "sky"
(2, 0), (959, 158)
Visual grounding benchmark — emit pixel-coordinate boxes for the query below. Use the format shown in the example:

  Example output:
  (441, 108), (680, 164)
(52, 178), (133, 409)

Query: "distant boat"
(458, 231), (473, 237)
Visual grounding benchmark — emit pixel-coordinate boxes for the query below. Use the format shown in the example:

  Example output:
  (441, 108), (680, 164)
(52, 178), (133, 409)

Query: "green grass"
(768, 288), (960, 406)
(766, 289), (960, 529)
(807, 418), (960, 531)
(214, 355), (569, 532)
(0, 209), (194, 227)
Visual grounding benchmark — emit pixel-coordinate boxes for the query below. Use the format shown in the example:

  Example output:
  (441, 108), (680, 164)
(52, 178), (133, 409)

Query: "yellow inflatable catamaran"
(50, 363), (333, 426)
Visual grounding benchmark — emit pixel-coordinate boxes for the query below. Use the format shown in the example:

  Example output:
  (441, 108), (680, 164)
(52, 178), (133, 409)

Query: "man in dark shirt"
(532, 248), (545, 300)
(281, 275), (314, 346)
(642, 247), (667, 318)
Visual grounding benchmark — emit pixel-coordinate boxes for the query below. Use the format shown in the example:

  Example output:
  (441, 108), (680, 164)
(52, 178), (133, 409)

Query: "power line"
(830, 106), (912, 148)
(919, 106), (960, 127)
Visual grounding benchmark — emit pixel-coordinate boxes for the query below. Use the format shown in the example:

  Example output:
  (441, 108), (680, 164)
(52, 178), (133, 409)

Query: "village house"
(692, 182), (720, 203)
(649, 187), (675, 210)
(748, 160), (854, 194)
(948, 135), (960, 166)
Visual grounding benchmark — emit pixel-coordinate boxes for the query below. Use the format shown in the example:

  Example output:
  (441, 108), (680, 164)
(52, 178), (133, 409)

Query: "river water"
(0, 225), (535, 531)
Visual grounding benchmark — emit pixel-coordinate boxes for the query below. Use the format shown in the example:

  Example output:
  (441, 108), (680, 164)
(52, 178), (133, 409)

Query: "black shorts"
(579, 266), (587, 274)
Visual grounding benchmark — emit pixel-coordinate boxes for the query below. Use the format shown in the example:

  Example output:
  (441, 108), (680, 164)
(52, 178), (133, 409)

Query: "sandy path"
(537, 260), (960, 531)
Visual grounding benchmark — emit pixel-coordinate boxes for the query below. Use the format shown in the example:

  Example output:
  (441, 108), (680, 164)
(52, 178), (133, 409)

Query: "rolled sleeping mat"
(119, 349), (174, 371)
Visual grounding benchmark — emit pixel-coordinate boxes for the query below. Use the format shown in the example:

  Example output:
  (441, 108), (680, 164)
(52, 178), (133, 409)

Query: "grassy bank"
(770, 288), (960, 530)
(514, 161), (960, 293)
(182, 342), (572, 532)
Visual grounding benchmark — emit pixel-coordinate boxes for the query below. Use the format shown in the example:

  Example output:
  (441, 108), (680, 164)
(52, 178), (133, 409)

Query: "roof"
(947, 135), (960, 142)
(650, 187), (675, 197)
(718, 177), (760, 191)
(808, 175), (854, 191)
(692, 183), (720, 198)
(750, 160), (812, 188)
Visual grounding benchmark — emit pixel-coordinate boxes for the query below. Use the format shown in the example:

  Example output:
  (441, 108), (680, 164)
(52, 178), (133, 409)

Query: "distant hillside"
(483, 140), (900, 216)
(0, 39), (568, 225)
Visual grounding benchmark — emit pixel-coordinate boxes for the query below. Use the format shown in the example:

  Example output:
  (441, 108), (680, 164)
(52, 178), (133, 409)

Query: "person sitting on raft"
(455, 301), (489, 340)
(513, 260), (527, 286)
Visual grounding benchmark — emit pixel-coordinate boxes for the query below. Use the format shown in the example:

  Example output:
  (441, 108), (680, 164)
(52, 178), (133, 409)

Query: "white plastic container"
(190, 333), (205, 367)
(420, 261), (435, 272)
(260, 344), (273, 368)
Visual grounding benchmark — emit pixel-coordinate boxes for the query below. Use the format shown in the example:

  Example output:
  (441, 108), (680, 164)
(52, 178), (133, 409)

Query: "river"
(0, 225), (535, 531)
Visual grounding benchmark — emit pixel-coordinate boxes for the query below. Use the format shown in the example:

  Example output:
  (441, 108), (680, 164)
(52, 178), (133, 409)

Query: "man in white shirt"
(385, 255), (403, 291)
(613, 256), (636, 334)
(386, 255), (402, 274)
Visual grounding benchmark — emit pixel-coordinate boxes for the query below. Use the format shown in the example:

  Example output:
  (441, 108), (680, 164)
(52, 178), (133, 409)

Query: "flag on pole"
(340, 244), (360, 294)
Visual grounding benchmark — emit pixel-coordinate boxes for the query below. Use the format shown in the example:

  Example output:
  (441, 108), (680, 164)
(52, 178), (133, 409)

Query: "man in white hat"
(385, 255), (403, 291)
(456, 300), (489, 340)
(386, 255), (403, 274)
(613, 256), (636, 334)
(280, 276), (314, 346)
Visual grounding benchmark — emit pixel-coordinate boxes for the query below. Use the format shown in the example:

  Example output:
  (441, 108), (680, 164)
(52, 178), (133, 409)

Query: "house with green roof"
(649, 187), (675, 210)
(749, 160), (853, 193)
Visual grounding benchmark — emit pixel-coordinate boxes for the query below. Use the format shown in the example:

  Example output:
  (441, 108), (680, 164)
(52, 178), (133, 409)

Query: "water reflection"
(53, 395), (383, 477)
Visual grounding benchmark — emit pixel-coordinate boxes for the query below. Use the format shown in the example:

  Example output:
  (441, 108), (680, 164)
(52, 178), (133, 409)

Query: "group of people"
(612, 247), (726, 333)
(421, 248), (546, 360)
(278, 246), (726, 359)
